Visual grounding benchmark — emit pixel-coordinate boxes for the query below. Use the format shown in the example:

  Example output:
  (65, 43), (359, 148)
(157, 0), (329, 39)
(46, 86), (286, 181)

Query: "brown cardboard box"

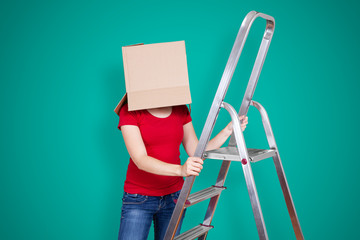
(114, 40), (192, 115)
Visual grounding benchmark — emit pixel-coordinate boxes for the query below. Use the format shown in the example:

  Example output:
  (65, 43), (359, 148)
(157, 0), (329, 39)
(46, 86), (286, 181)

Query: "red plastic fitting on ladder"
(173, 199), (191, 205)
(241, 158), (247, 165)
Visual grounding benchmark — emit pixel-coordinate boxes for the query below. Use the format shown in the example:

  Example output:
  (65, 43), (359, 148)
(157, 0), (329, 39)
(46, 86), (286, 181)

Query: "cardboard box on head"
(114, 40), (192, 116)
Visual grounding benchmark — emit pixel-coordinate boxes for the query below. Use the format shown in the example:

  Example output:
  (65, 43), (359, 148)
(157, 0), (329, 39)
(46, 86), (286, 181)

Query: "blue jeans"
(118, 190), (186, 240)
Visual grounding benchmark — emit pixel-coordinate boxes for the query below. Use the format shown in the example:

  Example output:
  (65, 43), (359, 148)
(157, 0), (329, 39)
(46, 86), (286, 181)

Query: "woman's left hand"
(226, 115), (248, 132)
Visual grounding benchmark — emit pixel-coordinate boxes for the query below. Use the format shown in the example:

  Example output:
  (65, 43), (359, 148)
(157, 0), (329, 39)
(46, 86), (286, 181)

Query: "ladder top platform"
(204, 147), (277, 162)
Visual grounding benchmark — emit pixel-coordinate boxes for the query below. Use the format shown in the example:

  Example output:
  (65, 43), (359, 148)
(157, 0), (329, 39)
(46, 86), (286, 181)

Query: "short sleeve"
(117, 103), (139, 131)
(182, 105), (192, 125)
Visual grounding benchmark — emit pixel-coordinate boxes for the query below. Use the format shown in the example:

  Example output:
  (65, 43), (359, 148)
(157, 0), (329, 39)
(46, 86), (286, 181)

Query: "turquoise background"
(1, 0), (359, 239)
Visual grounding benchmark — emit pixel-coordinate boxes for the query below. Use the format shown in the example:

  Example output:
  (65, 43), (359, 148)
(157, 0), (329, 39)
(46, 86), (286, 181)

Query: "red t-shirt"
(118, 103), (192, 196)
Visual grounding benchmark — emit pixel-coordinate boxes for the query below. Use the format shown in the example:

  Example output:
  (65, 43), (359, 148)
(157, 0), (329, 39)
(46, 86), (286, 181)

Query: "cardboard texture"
(114, 40), (192, 115)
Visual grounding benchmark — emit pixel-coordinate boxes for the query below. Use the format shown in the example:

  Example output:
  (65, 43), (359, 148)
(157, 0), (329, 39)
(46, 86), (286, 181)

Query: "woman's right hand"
(181, 157), (204, 177)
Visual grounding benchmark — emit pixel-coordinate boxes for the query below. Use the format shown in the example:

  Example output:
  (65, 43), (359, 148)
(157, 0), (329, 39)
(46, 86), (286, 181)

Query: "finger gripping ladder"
(164, 11), (304, 240)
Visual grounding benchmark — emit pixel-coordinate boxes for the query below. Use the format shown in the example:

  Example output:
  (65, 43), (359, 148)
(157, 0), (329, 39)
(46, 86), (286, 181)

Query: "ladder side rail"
(229, 13), (275, 146)
(166, 10), (275, 240)
(251, 100), (304, 240)
(215, 160), (231, 187)
(223, 102), (268, 239)
(164, 10), (266, 240)
(199, 11), (275, 239)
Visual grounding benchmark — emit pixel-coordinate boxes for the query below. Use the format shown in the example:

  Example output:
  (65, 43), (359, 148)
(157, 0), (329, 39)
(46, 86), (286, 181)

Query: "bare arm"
(182, 116), (248, 157)
(121, 125), (203, 177)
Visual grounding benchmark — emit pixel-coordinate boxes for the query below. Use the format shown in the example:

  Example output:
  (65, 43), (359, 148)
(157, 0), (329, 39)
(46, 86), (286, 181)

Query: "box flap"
(114, 93), (127, 116)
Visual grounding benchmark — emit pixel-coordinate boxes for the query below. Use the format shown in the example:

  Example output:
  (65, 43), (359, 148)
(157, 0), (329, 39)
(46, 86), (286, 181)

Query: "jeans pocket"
(171, 190), (181, 203)
(122, 192), (148, 205)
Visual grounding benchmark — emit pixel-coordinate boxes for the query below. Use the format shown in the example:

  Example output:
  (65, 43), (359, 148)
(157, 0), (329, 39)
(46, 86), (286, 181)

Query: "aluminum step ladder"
(164, 11), (304, 240)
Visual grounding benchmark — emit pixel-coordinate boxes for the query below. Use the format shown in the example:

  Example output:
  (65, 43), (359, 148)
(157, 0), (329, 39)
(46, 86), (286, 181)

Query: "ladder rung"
(174, 224), (214, 240)
(185, 186), (225, 208)
(203, 146), (276, 162)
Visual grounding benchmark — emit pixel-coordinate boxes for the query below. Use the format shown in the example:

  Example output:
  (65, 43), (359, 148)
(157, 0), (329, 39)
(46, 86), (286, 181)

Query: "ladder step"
(187, 185), (225, 207)
(173, 186), (226, 208)
(203, 146), (276, 162)
(174, 224), (214, 240)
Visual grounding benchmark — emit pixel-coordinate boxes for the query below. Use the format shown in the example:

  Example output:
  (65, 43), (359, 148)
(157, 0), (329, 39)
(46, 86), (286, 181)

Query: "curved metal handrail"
(227, 11), (275, 145)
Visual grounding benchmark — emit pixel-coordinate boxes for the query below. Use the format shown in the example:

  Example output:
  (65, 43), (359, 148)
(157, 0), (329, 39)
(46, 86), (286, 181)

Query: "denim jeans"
(118, 190), (186, 240)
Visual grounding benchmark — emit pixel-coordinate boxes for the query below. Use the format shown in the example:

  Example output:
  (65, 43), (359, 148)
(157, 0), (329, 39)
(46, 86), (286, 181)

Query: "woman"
(117, 102), (248, 240)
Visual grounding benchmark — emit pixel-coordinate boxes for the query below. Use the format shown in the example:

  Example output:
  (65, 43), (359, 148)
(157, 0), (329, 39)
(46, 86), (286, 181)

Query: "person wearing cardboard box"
(114, 41), (248, 240)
